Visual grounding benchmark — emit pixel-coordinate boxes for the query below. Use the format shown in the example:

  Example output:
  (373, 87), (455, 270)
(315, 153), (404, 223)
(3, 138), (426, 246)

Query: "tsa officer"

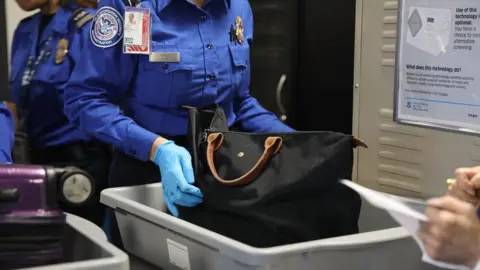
(9, 0), (110, 226)
(64, 0), (294, 244)
(0, 103), (14, 163)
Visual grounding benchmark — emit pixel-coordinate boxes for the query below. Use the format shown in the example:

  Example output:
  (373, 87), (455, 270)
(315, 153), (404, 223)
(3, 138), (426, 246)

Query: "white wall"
(5, 1), (35, 70)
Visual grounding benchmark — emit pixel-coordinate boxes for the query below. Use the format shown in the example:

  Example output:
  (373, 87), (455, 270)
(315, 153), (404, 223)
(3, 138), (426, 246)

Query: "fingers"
(180, 152), (195, 185)
(419, 229), (444, 261)
(419, 216), (453, 261)
(165, 197), (179, 217)
(427, 196), (474, 215)
(455, 168), (478, 183)
(470, 172), (480, 190)
(448, 177), (477, 204)
(173, 189), (203, 207)
(424, 204), (443, 221)
(176, 175), (202, 196)
(455, 176), (476, 196)
(177, 151), (202, 197)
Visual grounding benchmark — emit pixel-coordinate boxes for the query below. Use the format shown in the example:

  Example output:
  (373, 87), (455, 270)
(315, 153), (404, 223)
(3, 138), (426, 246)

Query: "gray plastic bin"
(101, 183), (441, 270)
(23, 214), (129, 270)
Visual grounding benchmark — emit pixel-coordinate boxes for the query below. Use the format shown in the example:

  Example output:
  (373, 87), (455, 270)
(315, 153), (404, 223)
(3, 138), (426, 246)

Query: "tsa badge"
(123, 7), (151, 54)
(55, 38), (69, 64)
(235, 16), (244, 45)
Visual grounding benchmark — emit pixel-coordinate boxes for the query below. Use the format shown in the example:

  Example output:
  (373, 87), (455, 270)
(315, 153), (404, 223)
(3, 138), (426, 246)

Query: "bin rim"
(22, 214), (130, 270)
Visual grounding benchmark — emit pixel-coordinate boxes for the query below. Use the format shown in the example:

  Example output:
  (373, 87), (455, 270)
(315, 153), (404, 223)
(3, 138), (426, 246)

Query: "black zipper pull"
(200, 131), (208, 143)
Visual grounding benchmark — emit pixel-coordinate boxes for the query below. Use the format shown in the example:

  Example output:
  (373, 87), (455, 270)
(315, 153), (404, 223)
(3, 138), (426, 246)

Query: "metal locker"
(295, 0), (356, 134)
(249, 0), (299, 125)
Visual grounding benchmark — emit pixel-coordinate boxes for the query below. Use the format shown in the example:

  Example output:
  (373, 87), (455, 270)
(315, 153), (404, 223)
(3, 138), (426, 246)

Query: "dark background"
(250, 0), (356, 134)
(0, 3), (9, 101)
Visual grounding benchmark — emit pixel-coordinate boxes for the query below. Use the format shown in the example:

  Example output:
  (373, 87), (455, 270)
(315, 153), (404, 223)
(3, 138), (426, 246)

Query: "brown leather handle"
(207, 133), (282, 186)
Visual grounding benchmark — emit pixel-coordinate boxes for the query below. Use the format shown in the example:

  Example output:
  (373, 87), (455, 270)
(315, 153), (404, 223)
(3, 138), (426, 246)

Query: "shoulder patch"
(90, 7), (124, 48)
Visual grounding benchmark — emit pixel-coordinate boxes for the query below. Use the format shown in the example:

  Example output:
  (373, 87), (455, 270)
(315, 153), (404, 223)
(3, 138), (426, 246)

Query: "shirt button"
(162, 63), (169, 69)
(207, 44), (213, 50)
(200, 15), (207, 21)
(208, 74), (216, 80)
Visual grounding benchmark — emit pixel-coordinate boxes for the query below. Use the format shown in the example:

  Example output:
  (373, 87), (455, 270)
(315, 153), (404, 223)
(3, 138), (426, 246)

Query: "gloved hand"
(153, 141), (203, 216)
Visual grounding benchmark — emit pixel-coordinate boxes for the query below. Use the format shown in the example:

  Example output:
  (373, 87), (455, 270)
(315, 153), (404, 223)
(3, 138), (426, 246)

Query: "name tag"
(149, 52), (181, 63)
(123, 7), (151, 55)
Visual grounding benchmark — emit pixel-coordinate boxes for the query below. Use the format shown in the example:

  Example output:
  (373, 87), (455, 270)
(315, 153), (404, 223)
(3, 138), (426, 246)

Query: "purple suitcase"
(0, 164), (66, 269)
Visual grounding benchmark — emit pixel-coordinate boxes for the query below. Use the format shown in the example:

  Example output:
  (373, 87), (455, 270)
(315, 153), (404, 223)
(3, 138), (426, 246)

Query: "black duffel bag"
(179, 105), (366, 248)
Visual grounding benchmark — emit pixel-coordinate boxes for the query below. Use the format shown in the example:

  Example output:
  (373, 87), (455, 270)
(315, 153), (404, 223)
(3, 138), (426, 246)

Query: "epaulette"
(71, 8), (93, 28)
(124, 0), (142, 7)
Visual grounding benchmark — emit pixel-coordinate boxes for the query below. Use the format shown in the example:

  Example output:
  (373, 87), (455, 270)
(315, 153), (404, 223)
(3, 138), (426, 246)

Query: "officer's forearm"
(235, 95), (294, 132)
(149, 137), (169, 161)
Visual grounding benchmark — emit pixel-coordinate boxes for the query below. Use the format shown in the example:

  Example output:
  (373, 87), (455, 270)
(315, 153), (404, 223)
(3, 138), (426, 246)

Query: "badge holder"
(123, 6), (151, 54)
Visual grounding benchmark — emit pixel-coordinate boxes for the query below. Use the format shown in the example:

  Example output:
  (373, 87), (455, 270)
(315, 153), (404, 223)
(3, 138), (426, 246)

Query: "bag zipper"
(200, 129), (350, 144)
(204, 130), (347, 135)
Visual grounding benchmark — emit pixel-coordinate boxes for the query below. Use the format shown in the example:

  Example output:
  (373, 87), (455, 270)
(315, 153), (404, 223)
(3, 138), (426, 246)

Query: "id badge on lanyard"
(123, 6), (151, 54)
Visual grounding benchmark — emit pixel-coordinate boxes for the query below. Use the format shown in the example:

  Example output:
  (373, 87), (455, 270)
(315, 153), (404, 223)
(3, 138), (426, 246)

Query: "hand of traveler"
(153, 141), (203, 217)
(418, 196), (480, 268)
(75, 0), (98, 8)
(448, 167), (480, 205)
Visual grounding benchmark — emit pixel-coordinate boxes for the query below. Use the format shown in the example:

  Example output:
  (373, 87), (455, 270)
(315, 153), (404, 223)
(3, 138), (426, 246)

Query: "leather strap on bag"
(353, 137), (368, 148)
(207, 133), (282, 186)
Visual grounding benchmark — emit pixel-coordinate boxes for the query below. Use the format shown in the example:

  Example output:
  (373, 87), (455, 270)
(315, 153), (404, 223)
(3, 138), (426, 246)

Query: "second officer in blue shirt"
(9, 0), (110, 226)
(64, 0), (294, 245)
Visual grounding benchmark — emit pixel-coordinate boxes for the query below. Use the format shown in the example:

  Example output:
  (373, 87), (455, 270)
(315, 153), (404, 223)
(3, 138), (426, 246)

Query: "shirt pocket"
(135, 49), (194, 109)
(229, 44), (250, 90)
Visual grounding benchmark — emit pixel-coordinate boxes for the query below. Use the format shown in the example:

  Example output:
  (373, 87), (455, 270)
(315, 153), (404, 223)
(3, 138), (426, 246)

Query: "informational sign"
(395, 0), (480, 133)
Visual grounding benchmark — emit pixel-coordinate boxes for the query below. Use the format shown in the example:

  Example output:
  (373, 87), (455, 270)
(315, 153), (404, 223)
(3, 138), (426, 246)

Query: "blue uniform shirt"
(10, 6), (95, 148)
(0, 104), (14, 163)
(65, 0), (294, 162)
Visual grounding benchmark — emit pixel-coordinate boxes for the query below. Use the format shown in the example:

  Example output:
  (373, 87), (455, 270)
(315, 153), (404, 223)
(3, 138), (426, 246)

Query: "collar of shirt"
(155, 0), (231, 12)
(47, 6), (73, 35)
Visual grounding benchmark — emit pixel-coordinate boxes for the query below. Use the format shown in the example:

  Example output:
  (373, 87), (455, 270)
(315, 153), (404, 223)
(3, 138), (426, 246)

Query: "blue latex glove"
(153, 141), (203, 216)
